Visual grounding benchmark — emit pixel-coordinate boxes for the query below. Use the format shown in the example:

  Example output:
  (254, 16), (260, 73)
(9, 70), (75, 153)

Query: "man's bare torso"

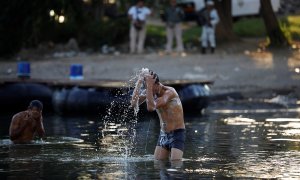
(10, 111), (42, 143)
(155, 86), (185, 132)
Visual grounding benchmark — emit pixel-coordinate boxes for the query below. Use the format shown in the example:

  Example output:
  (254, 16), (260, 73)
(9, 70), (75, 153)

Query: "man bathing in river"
(131, 69), (185, 160)
(9, 100), (45, 144)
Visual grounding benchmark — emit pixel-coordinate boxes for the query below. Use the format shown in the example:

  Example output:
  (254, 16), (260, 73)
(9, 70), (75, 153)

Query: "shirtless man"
(9, 100), (45, 144)
(131, 70), (185, 160)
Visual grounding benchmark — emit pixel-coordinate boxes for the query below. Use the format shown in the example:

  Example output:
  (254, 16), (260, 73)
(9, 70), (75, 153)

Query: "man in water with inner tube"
(9, 100), (45, 144)
(131, 70), (185, 160)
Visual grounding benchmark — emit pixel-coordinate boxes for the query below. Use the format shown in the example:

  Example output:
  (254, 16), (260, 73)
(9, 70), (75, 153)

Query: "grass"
(146, 24), (201, 44)
(146, 15), (300, 43)
(147, 25), (166, 37)
(182, 25), (201, 44)
(233, 17), (266, 37)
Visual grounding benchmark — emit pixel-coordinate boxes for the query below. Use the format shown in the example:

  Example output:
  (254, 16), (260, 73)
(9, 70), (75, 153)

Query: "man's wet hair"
(28, 100), (43, 111)
(149, 70), (160, 84)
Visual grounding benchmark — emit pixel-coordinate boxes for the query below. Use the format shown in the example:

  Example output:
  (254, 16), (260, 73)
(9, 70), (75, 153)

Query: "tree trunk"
(93, 0), (104, 22)
(214, 0), (239, 41)
(260, 0), (288, 47)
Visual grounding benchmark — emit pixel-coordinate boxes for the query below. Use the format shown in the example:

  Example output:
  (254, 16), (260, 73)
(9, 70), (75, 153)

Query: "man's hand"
(145, 75), (156, 88)
(30, 111), (42, 121)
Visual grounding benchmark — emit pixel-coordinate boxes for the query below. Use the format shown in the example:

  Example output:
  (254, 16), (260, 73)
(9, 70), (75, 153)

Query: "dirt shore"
(1, 40), (300, 98)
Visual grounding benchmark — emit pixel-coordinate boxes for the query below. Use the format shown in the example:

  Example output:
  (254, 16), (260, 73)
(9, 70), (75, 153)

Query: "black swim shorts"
(157, 129), (185, 151)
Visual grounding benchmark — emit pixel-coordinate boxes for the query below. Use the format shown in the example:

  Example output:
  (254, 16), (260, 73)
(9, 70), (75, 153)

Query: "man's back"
(9, 110), (44, 144)
(165, 6), (184, 24)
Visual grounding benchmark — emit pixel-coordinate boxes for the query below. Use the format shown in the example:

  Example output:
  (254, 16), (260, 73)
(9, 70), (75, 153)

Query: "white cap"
(207, 1), (214, 6)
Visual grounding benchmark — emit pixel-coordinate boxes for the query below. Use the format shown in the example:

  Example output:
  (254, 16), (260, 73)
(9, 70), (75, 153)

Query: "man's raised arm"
(36, 117), (45, 138)
(130, 78), (144, 107)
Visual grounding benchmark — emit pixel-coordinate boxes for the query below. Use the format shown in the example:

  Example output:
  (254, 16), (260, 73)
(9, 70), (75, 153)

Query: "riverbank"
(1, 39), (300, 99)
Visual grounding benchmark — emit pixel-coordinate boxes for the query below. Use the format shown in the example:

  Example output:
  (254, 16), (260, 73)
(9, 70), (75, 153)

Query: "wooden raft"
(0, 78), (214, 88)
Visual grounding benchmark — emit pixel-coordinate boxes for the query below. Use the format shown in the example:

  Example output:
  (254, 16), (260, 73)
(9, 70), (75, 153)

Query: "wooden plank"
(0, 78), (214, 88)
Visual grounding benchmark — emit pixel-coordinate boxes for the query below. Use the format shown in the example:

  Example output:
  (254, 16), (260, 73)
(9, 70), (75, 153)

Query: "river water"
(1, 98), (300, 179)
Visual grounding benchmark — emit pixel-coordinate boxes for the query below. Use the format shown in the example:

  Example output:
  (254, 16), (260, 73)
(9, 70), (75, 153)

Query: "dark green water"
(1, 100), (300, 179)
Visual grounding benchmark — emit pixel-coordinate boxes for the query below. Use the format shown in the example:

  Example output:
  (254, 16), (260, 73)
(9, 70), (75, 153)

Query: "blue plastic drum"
(17, 61), (31, 78)
(70, 64), (84, 80)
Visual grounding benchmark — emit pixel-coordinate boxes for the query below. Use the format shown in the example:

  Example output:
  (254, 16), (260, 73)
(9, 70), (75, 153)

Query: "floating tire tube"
(178, 84), (210, 101)
(52, 87), (129, 114)
(178, 84), (210, 113)
(0, 83), (52, 111)
(0, 83), (210, 114)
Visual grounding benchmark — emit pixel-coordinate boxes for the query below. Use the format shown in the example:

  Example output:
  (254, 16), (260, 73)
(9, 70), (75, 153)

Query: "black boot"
(211, 47), (215, 54)
(201, 47), (206, 54)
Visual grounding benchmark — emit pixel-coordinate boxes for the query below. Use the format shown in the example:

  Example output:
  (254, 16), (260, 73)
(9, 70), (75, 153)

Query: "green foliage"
(145, 25), (166, 47)
(0, 0), (45, 56)
(135, 16), (300, 49)
(233, 18), (266, 37)
(182, 25), (201, 44)
(233, 16), (300, 43)
(146, 24), (201, 46)
(0, 0), (129, 57)
(2, 0), (299, 58)
(147, 25), (166, 37)
(278, 20), (293, 44)
(80, 17), (129, 48)
(279, 15), (300, 41)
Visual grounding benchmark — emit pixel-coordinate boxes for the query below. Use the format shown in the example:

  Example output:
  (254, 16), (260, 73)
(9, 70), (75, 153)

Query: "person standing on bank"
(200, 1), (219, 54)
(9, 100), (45, 144)
(128, 0), (151, 54)
(164, 0), (185, 55)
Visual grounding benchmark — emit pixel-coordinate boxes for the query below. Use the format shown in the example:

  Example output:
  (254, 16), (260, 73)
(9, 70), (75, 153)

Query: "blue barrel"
(70, 64), (83, 80)
(17, 61), (30, 78)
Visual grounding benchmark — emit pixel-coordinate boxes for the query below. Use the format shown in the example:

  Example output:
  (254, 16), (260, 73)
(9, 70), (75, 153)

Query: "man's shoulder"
(165, 86), (176, 91)
(164, 86), (178, 96)
(128, 6), (136, 13)
(142, 6), (151, 13)
(12, 111), (28, 120)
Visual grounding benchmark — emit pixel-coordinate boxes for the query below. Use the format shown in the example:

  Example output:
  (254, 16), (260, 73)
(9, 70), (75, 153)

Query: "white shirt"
(128, 6), (151, 21)
(209, 9), (219, 27)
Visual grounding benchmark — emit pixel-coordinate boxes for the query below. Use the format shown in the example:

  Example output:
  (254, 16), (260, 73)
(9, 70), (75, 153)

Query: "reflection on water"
(1, 98), (300, 179)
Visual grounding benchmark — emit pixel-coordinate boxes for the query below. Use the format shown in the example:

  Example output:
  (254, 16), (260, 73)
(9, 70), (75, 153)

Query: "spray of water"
(131, 68), (150, 116)
(98, 68), (150, 158)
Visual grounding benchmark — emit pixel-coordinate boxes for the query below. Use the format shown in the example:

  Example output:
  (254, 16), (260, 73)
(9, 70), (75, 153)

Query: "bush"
(233, 18), (266, 37)
(0, 0), (130, 57)
(79, 17), (129, 49)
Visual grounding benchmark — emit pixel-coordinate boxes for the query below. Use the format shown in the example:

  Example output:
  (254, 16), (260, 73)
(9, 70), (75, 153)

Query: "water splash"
(0, 137), (84, 146)
(130, 68), (149, 116)
(99, 68), (150, 158)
